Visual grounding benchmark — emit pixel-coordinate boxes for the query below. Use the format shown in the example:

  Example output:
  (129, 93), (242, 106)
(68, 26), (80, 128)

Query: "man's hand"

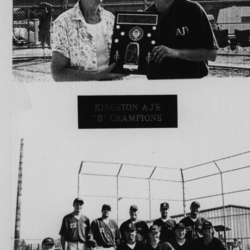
(152, 45), (178, 64)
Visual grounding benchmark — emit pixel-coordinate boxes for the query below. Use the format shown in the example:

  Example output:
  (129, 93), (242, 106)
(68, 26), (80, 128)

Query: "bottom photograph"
(11, 82), (250, 250)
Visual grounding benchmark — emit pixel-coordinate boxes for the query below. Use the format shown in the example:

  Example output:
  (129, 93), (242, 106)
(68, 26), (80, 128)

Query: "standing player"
(120, 205), (149, 244)
(59, 198), (90, 250)
(168, 223), (193, 250)
(153, 203), (176, 242)
(90, 204), (120, 250)
(179, 201), (207, 241)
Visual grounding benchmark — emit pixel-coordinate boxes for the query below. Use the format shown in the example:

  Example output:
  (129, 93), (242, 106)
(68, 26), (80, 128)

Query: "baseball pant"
(67, 242), (87, 250)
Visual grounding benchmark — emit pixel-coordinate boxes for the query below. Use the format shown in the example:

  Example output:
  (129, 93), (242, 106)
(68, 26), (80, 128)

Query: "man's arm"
(51, 52), (125, 82)
(152, 46), (218, 64)
(60, 236), (66, 250)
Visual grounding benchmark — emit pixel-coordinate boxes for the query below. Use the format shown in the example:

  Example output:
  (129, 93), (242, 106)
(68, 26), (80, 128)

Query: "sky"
(2, 80), (249, 249)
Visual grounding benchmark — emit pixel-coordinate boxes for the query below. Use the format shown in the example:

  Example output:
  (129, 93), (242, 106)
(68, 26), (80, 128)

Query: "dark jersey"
(90, 218), (120, 247)
(146, 0), (218, 79)
(120, 220), (149, 243)
(59, 213), (90, 243)
(153, 218), (176, 242)
(146, 241), (174, 250)
(118, 241), (146, 250)
(168, 239), (194, 250)
(193, 237), (224, 250)
(179, 216), (207, 241)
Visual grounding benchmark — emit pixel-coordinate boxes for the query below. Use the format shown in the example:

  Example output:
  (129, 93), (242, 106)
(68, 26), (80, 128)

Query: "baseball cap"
(130, 205), (138, 211)
(174, 223), (185, 230)
(102, 204), (111, 211)
(149, 225), (161, 233)
(73, 198), (84, 205)
(190, 201), (200, 208)
(126, 223), (137, 232)
(86, 239), (97, 248)
(42, 237), (54, 246)
(160, 202), (169, 209)
(202, 221), (213, 230)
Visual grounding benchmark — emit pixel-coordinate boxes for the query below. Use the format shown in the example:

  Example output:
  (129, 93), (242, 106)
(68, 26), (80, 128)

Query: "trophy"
(109, 12), (160, 75)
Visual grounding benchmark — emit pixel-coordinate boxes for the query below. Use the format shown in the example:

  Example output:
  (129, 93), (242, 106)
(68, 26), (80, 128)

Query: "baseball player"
(120, 205), (149, 244)
(90, 204), (120, 250)
(193, 221), (224, 250)
(146, 225), (174, 250)
(179, 201), (207, 241)
(153, 203), (176, 242)
(41, 237), (55, 250)
(168, 223), (193, 250)
(59, 198), (90, 250)
(117, 223), (146, 250)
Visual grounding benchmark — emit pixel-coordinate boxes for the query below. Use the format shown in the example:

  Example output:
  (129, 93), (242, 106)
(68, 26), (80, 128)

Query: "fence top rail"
(183, 150), (250, 171)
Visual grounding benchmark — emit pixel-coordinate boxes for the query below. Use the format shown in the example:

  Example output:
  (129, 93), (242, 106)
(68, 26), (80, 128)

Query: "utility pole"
(14, 139), (24, 250)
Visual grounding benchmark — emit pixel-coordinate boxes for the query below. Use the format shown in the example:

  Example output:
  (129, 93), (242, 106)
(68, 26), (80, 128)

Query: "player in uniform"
(145, 0), (218, 79)
(179, 201), (207, 241)
(146, 225), (174, 250)
(41, 237), (55, 250)
(90, 204), (120, 250)
(193, 221), (224, 250)
(118, 223), (146, 250)
(59, 198), (90, 250)
(168, 223), (194, 250)
(153, 203), (176, 242)
(120, 205), (149, 244)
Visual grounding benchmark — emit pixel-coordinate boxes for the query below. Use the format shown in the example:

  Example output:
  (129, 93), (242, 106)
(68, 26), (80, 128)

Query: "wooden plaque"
(109, 12), (160, 75)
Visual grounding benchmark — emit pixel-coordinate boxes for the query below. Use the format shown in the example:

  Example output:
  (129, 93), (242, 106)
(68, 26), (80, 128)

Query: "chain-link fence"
(13, 0), (65, 60)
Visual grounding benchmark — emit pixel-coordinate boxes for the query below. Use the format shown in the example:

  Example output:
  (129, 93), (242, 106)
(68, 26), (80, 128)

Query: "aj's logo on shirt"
(176, 26), (189, 36)
(100, 228), (104, 233)
(70, 223), (77, 228)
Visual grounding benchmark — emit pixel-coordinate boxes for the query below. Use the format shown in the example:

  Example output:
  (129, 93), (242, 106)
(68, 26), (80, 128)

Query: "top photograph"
(12, 0), (250, 81)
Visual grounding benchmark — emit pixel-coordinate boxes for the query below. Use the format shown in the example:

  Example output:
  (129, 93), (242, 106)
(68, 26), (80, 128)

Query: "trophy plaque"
(109, 12), (160, 75)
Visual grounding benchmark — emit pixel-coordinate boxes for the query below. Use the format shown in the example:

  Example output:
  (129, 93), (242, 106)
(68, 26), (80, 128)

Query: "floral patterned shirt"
(51, 2), (114, 71)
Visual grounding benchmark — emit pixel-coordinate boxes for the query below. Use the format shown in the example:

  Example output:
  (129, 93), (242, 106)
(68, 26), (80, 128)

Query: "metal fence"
(78, 151), (250, 249)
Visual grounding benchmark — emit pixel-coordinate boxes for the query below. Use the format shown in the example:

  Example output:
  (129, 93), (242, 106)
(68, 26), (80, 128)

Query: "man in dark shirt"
(146, 225), (174, 250)
(179, 201), (207, 241)
(90, 204), (120, 250)
(120, 205), (149, 244)
(153, 203), (176, 243)
(168, 223), (194, 250)
(118, 223), (146, 250)
(59, 198), (90, 250)
(193, 221), (224, 250)
(145, 0), (218, 79)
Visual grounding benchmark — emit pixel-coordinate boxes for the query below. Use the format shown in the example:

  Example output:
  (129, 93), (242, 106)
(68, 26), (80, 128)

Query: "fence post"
(149, 167), (156, 225)
(117, 164), (123, 225)
(180, 168), (186, 217)
(78, 162), (83, 197)
(213, 161), (227, 248)
(62, 0), (68, 12)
